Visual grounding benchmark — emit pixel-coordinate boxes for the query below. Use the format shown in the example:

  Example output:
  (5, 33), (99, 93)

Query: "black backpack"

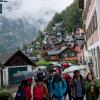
(15, 86), (26, 100)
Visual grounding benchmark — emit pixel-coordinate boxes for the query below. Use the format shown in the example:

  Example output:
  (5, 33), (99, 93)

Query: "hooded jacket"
(50, 78), (67, 97)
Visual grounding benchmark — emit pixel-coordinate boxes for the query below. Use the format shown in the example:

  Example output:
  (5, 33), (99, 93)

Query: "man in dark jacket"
(72, 70), (85, 100)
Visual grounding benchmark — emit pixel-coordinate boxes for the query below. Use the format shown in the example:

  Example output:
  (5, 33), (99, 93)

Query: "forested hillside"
(45, 0), (82, 34)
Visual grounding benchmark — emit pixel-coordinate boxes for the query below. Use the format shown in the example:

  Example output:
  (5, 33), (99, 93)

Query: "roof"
(54, 41), (63, 45)
(48, 47), (78, 56)
(0, 50), (36, 66)
(48, 47), (67, 56)
(0, 51), (16, 65)
(48, 50), (61, 55)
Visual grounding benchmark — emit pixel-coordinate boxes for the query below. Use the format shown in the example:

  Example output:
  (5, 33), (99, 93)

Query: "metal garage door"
(8, 66), (27, 85)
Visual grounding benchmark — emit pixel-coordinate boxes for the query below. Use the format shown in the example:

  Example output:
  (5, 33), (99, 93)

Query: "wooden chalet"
(47, 47), (78, 64)
(0, 50), (36, 86)
(54, 40), (65, 49)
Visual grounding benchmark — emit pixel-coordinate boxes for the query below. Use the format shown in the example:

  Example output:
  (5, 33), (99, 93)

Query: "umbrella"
(51, 62), (59, 65)
(63, 65), (86, 73)
(68, 63), (73, 66)
(36, 66), (47, 70)
(53, 63), (61, 67)
(62, 63), (69, 68)
(10, 71), (35, 82)
(50, 62), (61, 67)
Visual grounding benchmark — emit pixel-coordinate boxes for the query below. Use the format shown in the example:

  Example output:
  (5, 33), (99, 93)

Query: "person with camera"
(85, 73), (100, 100)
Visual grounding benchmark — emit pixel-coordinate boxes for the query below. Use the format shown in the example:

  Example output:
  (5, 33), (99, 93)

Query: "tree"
(46, 13), (63, 34)
(45, 0), (82, 34)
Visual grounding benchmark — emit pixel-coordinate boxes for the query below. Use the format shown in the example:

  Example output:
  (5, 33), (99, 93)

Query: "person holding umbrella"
(15, 80), (32, 100)
(10, 71), (34, 100)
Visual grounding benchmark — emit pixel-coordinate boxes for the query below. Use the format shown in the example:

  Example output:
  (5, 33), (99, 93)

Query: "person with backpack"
(50, 72), (67, 100)
(33, 71), (49, 100)
(85, 73), (100, 100)
(72, 70), (85, 100)
(15, 80), (32, 100)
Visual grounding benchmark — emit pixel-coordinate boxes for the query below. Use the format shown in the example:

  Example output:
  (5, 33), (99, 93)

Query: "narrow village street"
(0, 0), (100, 100)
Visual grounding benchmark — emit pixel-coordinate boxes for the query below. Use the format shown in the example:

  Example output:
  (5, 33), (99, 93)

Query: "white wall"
(3, 68), (8, 86)
(96, 0), (100, 44)
(27, 65), (33, 71)
(3, 65), (33, 86)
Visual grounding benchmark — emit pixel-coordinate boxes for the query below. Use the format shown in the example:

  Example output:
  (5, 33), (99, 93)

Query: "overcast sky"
(3, 0), (74, 29)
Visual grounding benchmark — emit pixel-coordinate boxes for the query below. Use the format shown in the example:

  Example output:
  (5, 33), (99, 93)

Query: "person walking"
(50, 72), (67, 100)
(33, 71), (49, 100)
(72, 70), (85, 100)
(24, 80), (32, 100)
(85, 73), (100, 100)
(15, 80), (32, 100)
(63, 73), (72, 100)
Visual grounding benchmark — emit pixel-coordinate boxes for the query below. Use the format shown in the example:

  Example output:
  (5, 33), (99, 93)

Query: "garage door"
(8, 66), (27, 85)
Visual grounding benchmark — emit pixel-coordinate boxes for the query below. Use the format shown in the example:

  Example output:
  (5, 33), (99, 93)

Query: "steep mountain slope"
(0, 16), (39, 53)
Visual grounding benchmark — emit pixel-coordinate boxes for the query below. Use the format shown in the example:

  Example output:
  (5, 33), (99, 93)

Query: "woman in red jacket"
(16, 80), (32, 100)
(25, 80), (32, 100)
(21, 80), (32, 100)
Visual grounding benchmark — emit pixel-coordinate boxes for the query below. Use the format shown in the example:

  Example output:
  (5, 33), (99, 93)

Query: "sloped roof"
(48, 47), (67, 56)
(48, 50), (61, 55)
(0, 51), (16, 65)
(48, 47), (78, 56)
(0, 50), (36, 66)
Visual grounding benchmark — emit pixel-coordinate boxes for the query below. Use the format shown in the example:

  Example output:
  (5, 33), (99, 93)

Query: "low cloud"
(3, 0), (73, 29)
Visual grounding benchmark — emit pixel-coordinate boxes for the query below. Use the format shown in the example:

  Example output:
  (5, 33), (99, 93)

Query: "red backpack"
(33, 84), (45, 99)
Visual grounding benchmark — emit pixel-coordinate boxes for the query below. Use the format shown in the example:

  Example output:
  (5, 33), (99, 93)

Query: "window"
(84, 0), (91, 20)
(86, 10), (98, 39)
(94, 11), (98, 30)
(91, 20), (94, 34)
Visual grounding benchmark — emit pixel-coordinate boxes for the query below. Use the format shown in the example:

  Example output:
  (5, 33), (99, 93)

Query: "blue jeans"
(55, 96), (63, 100)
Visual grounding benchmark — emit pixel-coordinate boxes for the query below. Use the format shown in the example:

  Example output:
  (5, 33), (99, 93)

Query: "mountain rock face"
(0, 16), (39, 53)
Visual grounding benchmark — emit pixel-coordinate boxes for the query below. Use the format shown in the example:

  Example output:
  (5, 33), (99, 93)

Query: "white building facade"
(83, 0), (100, 79)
